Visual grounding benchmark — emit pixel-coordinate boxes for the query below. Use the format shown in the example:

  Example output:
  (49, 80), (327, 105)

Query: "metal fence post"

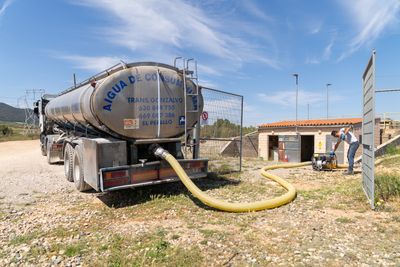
(240, 95), (244, 172)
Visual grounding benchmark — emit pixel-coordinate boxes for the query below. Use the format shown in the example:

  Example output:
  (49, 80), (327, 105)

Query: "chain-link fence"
(199, 87), (243, 173)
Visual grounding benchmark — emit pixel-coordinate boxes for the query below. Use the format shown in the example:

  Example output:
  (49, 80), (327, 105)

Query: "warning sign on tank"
(123, 119), (139, 130)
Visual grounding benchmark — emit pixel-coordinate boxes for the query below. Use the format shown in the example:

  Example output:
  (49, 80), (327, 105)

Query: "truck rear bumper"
(98, 159), (208, 192)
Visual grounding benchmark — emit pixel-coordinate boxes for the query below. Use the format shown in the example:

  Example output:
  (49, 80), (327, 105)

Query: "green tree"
(201, 119), (256, 138)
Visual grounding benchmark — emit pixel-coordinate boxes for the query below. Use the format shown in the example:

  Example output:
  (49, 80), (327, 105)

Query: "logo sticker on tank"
(123, 119), (139, 130)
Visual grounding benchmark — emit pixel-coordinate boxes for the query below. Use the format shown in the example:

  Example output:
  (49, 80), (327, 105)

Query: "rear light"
(52, 143), (63, 150)
(103, 170), (129, 188)
(131, 170), (158, 183)
(104, 170), (128, 179)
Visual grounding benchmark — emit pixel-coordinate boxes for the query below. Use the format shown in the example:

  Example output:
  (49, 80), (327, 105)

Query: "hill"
(0, 102), (27, 122)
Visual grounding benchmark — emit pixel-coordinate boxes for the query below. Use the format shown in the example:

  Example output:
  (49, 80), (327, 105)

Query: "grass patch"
(209, 164), (232, 174)
(199, 228), (219, 238)
(299, 179), (365, 203)
(91, 229), (204, 267)
(385, 144), (400, 156)
(375, 172), (400, 202)
(65, 242), (86, 257)
(0, 122), (39, 142)
(9, 231), (41, 246)
(51, 226), (79, 238)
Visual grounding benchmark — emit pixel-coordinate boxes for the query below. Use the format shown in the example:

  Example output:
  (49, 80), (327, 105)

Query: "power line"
(21, 89), (45, 135)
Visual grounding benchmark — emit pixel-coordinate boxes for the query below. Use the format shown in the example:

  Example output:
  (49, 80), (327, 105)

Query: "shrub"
(385, 144), (400, 156)
(375, 172), (400, 202)
(0, 126), (13, 136)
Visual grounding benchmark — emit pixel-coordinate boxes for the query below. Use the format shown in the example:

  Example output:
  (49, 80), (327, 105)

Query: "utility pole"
(73, 73), (77, 88)
(23, 89), (45, 135)
(293, 74), (299, 133)
(326, 83), (332, 119)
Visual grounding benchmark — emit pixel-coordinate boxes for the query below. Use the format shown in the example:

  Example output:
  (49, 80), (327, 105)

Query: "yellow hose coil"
(163, 152), (311, 212)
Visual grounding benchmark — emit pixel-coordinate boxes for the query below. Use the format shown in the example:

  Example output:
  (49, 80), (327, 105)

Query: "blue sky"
(0, 0), (399, 126)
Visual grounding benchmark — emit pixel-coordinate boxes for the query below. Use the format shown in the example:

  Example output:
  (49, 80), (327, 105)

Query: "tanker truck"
(35, 61), (208, 192)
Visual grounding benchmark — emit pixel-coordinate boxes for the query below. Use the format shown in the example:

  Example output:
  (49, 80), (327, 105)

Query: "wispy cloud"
(308, 20), (323, 35)
(258, 90), (326, 107)
(337, 0), (400, 61)
(0, 0), (14, 18)
(305, 57), (320, 65)
(305, 29), (336, 64)
(69, 0), (280, 71)
(56, 54), (125, 72)
(240, 1), (273, 23)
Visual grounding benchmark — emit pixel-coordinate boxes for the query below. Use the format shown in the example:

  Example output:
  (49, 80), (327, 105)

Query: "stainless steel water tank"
(45, 62), (203, 139)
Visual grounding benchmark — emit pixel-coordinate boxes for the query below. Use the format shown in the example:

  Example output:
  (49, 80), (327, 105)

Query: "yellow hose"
(161, 149), (311, 212)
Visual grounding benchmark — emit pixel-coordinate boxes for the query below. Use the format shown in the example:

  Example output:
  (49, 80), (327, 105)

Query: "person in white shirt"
(331, 127), (360, 175)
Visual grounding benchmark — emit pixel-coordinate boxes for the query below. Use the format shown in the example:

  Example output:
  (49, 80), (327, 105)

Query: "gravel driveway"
(0, 140), (77, 207)
(0, 140), (399, 266)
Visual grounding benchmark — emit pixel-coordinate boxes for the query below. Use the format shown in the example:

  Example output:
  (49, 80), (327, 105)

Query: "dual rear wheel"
(63, 143), (91, 192)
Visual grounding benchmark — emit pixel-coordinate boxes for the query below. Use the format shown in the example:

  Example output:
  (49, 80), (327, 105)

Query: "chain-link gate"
(199, 87), (243, 173)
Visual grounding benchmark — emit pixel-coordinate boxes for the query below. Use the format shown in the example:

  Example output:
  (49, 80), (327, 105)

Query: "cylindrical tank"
(45, 62), (203, 139)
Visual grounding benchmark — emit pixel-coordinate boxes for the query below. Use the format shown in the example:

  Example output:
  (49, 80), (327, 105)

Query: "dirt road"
(0, 140), (399, 266)
(0, 140), (76, 207)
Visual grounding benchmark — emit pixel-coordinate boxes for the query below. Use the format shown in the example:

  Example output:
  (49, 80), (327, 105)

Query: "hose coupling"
(149, 144), (170, 159)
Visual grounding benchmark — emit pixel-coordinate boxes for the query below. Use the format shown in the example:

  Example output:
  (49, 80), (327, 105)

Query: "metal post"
(194, 61), (200, 159)
(383, 112), (386, 131)
(293, 74), (299, 133)
(326, 83), (332, 119)
(239, 95), (244, 172)
(182, 58), (187, 158)
(173, 57), (182, 68)
(73, 73), (77, 88)
(157, 69), (161, 138)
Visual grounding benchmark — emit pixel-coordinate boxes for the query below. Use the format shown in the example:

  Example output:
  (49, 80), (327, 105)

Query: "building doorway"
(268, 135), (279, 161)
(301, 135), (314, 162)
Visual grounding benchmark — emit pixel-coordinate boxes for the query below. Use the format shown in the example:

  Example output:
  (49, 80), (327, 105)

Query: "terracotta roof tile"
(259, 118), (362, 128)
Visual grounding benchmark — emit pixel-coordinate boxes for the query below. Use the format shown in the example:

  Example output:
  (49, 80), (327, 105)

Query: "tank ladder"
(174, 57), (201, 159)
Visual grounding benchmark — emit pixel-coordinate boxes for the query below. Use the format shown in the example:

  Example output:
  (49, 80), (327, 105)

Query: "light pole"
(326, 83), (332, 119)
(293, 74), (299, 133)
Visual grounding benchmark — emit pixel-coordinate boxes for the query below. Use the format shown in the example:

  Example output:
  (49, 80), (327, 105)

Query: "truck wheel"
(64, 143), (74, 182)
(41, 145), (47, 156)
(72, 145), (91, 192)
(40, 134), (47, 156)
(46, 141), (52, 164)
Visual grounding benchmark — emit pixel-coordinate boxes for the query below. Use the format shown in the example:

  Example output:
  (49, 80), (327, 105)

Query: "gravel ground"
(0, 140), (399, 266)
(0, 140), (76, 206)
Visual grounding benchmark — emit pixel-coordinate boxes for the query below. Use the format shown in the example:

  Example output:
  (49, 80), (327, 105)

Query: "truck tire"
(64, 143), (74, 182)
(72, 145), (91, 192)
(46, 140), (52, 164)
(40, 134), (47, 156)
(41, 145), (47, 156)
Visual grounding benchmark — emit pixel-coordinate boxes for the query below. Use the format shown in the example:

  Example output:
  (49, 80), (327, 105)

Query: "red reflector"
(104, 170), (128, 180)
(131, 170), (158, 183)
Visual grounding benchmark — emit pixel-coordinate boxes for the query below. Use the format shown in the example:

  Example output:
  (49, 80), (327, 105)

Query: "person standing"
(331, 127), (360, 175)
